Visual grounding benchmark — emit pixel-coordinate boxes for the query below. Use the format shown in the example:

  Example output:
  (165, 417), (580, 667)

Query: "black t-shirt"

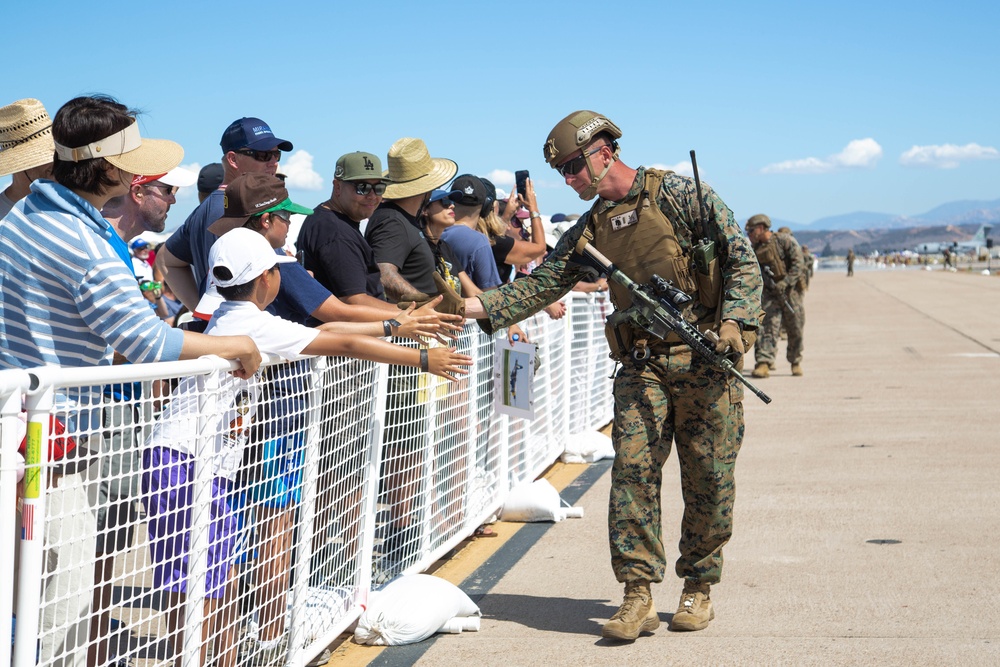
(490, 234), (516, 283)
(296, 205), (385, 300)
(364, 202), (438, 297)
(427, 238), (464, 295)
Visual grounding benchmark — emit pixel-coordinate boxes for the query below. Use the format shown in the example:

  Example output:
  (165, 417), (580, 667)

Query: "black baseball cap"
(450, 174), (488, 207)
(197, 163), (224, 193)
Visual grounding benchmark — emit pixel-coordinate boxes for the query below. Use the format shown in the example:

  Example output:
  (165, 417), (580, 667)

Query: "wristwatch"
(530, 211), (540, 219)
(383, 318), (402, 337)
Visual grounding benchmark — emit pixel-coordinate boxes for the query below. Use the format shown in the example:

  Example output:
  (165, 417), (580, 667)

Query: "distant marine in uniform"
(745, 214), (805, 377)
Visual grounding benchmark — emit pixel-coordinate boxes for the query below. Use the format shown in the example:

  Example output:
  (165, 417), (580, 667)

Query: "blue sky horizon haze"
(3, 1), (998, 232)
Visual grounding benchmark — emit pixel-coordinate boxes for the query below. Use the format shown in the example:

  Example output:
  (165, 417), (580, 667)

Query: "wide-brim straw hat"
(0, 98), (55, 177)
(382, 137), (457, 200)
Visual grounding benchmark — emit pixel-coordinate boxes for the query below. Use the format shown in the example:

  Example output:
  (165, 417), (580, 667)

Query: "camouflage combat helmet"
(544, 110), (622, 201)
(746, 213), (771, 230)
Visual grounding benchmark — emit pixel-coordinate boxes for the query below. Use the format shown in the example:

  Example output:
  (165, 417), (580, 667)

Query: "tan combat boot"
(670, 581), (714, 631)
(751, 363), (769, 378)
(602, 581), (659, 641)
(791, 363), (803, 376)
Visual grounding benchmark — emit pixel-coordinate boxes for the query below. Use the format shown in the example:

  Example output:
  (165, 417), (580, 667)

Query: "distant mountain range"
(779, 198), (1000, 232)
(774, 198), (999, 255)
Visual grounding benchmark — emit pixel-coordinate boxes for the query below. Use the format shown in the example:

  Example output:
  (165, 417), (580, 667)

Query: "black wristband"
(383, 320), (392, 337)
(420, 348), (429, 372)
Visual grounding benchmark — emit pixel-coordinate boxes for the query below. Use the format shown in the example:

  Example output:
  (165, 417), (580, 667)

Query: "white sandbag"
(353, 574), (480, 646)
(499, 478), (584, 522)
(561, 430), (615, 463)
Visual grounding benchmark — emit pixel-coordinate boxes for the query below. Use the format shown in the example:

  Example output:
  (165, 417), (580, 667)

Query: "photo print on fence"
(493, 338), (536, 419)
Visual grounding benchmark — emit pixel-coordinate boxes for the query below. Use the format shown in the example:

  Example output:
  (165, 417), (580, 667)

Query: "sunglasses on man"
(353, 182), (387, 196)
(555, 145), (605, 178)
(236, 148), (282, 163)
(144, 182), (179, 196)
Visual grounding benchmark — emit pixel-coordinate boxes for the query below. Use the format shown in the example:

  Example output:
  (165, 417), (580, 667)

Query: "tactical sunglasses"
(555, 145), (605, 178)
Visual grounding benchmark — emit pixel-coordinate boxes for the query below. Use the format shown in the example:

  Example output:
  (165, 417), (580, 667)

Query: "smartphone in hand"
(515, 170), (529, 198)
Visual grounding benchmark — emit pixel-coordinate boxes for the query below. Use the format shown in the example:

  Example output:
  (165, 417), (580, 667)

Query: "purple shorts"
(141, 446), (236, 599)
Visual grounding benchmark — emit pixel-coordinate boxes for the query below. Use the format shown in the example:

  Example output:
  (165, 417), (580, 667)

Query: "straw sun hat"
(53, 116), (182, 178)
(382, 138), (457, 200)
(0, 98), (55, 177)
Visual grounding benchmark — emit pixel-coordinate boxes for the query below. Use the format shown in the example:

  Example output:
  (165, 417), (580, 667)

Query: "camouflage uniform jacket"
(478, 166), (763, 334)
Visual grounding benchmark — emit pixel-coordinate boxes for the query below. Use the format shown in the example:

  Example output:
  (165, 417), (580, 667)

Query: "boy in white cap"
(142, 227), (471, 667)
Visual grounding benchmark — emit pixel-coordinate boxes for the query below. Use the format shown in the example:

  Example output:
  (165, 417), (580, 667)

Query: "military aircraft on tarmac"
(913, 223), (993, 255)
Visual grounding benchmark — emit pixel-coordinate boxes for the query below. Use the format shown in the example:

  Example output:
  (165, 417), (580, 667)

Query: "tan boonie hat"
(53, 118), (182, 177)
(0, 98), (55, 177)
(382, 138), (457, 200)
(335, 151), (389, 182)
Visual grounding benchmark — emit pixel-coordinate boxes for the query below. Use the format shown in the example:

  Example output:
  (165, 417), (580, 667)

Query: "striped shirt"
(0, 179), (184, 374)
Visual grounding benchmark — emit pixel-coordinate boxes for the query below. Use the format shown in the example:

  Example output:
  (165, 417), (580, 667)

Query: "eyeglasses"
(269, 209), (292, 223)
(145, 182), (178, 196)
(555, 145), (605, 178)
(353, 182), (387, 196)
(236, 148), (282, 163)
(431, 197), (454, 208)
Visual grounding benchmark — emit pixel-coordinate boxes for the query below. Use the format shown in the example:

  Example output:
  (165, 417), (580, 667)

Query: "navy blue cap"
(550, 213), (567, 223)
(220, 117), (293, 153)
(429, 189), (462, 204)
(129, 238), (150, 251)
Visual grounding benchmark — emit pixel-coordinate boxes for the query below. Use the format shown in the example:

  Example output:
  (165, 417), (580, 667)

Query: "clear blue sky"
(4, 1), (998, 230)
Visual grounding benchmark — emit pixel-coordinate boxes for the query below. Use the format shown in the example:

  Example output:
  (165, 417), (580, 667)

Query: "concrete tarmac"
(338, 267), (1000, 667)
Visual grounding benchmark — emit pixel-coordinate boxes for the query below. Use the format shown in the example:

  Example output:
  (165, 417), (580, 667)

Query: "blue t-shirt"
(267, 249), (332, 325)
(440, 224), (501, 289)
(164, 188), (225, 297)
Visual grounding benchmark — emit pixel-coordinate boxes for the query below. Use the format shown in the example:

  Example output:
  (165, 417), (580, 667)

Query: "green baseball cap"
(334, 151), (388, 182)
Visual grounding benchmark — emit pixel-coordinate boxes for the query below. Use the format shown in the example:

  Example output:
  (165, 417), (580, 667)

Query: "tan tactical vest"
(754, 237), (786, 282)
(581, 168), (720, 354)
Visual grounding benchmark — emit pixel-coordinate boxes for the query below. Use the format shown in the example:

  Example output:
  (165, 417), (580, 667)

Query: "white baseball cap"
(159, 165), (197, 187)
(209, 227), (295, 288)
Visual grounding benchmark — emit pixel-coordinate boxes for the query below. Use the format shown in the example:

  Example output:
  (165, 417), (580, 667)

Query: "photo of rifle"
(762, 265), (796, 313)
(576, 242), (771, 404)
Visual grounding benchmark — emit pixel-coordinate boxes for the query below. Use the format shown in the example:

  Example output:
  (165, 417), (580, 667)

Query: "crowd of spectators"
(0, 93), (600, 666)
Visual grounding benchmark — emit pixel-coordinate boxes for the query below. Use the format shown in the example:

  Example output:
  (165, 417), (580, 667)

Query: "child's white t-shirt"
(145, 301), (321, 479)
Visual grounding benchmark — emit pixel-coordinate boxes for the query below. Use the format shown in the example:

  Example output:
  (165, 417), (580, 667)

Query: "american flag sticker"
(21, 503), (34, 541)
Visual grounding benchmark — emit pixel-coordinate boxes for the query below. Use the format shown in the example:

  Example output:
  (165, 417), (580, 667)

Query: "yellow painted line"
(322, 458), (598, 666)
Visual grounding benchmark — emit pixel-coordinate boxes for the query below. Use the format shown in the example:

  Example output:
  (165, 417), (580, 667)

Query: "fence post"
(13, 384), (53, 667)
(287, 355), (326, 664)
(178, 369), (222, 667)
(1, 371), (29, 667)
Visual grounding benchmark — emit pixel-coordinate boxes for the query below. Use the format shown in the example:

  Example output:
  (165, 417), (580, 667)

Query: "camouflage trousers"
(755, 288), (805, 365)
(610, 346), (745, 586)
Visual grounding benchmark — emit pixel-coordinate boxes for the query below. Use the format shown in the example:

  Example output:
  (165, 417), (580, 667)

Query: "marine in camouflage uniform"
(800, 244), (815, 289)
(745, 215), (805, 377)
(468, 111), (762, 638)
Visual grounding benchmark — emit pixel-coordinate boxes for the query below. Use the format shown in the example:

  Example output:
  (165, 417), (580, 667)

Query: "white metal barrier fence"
(0, 293), (614, 667)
